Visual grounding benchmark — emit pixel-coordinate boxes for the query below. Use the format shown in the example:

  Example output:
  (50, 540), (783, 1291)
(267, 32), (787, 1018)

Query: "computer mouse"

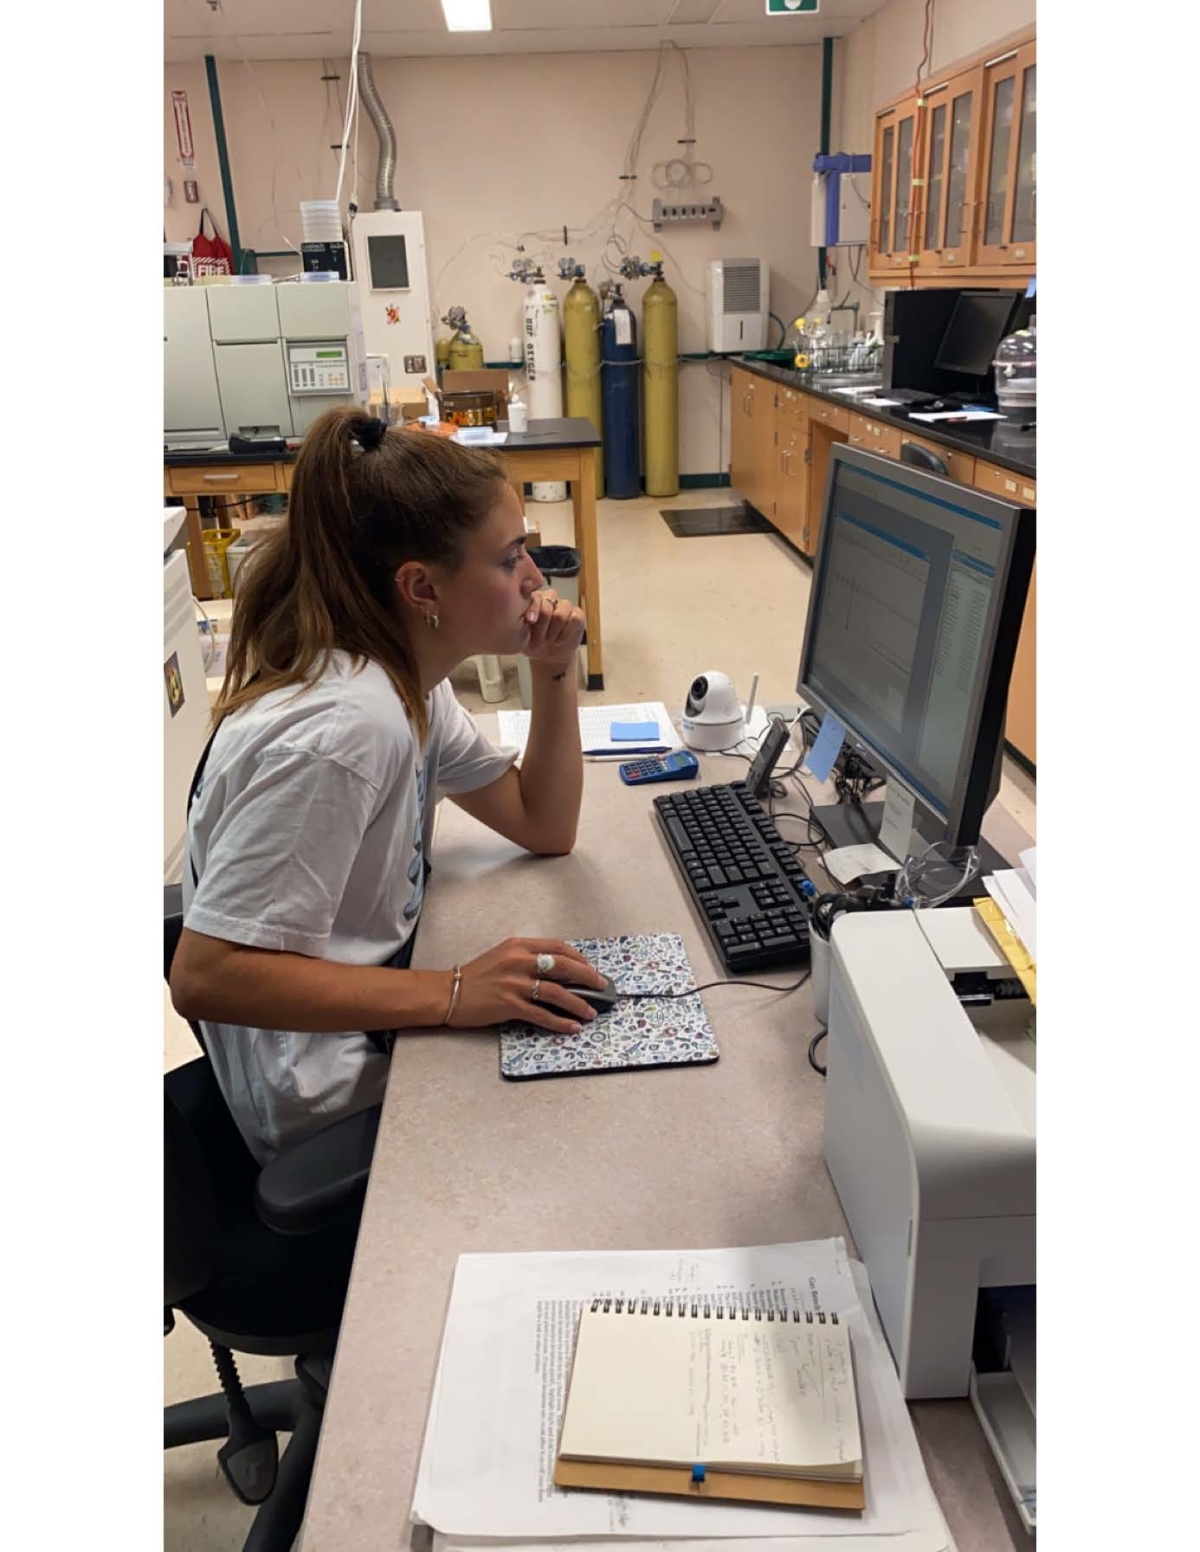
(562, 975), (620, 1015)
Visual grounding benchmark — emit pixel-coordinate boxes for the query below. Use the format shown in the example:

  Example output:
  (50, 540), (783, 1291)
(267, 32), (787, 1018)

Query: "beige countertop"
(300, 727), (1031, 1551)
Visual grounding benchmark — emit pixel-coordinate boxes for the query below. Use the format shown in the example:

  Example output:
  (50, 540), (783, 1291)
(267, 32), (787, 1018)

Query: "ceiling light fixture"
(441, 0), (493, 32)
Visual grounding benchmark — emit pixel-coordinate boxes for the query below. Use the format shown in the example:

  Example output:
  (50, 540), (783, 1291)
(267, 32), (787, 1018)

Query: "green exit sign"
(767, 0), (819, 13)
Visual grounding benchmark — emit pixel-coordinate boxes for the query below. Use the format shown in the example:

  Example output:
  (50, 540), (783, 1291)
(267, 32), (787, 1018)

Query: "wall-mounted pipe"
(358, 52), (399, 211)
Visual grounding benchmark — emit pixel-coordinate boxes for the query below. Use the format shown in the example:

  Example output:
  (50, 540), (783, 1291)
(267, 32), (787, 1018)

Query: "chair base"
(165, 1373), (325, 1552)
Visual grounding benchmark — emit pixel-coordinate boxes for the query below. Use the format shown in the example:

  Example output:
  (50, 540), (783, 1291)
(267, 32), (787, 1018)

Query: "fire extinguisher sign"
(172, 90), (195, 169)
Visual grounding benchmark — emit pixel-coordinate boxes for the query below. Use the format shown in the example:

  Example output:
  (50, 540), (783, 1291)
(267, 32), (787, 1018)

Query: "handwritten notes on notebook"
(558, 1306), (862, 1482)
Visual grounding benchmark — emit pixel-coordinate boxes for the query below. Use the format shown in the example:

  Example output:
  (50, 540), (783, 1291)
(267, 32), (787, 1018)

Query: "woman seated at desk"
(170, 407), (607, 1164)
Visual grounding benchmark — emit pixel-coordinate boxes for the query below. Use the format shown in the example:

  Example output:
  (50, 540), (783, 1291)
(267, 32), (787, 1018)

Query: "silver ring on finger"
(536, 953), (556, 974)
(531, 977), (542, 1003)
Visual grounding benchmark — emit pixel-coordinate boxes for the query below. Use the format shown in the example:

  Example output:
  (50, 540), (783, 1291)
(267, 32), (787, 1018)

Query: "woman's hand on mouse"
(522, 590), (586, 672)
(447, 937), (608, 1033)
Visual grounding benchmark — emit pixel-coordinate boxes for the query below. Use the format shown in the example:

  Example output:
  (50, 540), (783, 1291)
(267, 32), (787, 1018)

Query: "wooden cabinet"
(1005, 560), (1036, 764)
(806, 420), (848, 558)
(165, 462), (282, 496)
(731, 367), (764, 516)
(976, 42), (1037, 268)
(730, 366), (779, 521)
(868, 29), (1034, 286)
(974, 459), (1037, 507)
(848, 413), (902, 459)
(915, 64), (982, 275)
(872, 98), (921, 273)
(895, 432), (976, 486)
(774, 420), (811, 550)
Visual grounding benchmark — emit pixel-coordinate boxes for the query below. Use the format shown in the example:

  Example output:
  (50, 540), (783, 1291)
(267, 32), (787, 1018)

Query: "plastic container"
(226, 529), (267, 593)
(300, 199), (342, 243)
(201, 527), (242, 599)
(993, 317), (1036, 410)
(516, 546), (583, 706)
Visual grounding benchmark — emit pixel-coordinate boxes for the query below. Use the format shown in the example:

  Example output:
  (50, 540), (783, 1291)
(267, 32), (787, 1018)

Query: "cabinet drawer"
(804, 397), (849, 433)
(974, 461), (1036, 506)
(166, 463), (282, 496)
(848, 415), (902, 458)
(775, 385), (807, 427)
(896, 433), (976, 486)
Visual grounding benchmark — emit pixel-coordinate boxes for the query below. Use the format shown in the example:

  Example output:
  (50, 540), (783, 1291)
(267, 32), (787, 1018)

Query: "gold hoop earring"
(424, 611), (440, 631)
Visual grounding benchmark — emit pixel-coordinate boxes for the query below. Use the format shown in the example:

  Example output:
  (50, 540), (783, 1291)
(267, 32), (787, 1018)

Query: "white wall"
(163, 62), (230, 246)
(164, 45), (827, 475)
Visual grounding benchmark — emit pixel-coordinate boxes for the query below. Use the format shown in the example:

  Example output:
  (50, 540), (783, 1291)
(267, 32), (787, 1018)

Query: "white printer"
(823, 907), (1036, 1530)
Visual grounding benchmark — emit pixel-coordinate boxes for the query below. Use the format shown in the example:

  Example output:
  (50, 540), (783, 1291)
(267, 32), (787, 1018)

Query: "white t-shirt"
(181, 655), (517, 1163)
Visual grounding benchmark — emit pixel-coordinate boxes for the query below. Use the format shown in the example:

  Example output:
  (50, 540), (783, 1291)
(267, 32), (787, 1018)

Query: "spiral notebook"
(499, 933), (719, 1081)
(555, 1298), (864, 1511)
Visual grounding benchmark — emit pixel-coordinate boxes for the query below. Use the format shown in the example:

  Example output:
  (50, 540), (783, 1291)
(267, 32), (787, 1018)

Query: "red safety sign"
(172, 90), (195, 169)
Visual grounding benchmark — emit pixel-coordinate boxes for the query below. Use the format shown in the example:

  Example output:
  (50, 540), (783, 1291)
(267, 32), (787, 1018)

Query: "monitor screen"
(934, 291), (1017, 377)
(367, 233), (410, 290)
(798, 449), (1029, 832)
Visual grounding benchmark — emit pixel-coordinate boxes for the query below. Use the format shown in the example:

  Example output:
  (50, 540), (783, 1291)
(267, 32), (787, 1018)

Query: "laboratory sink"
(806, 374), (883, 391)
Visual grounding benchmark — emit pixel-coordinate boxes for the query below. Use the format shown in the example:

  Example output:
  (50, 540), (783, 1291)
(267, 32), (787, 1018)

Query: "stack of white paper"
(983, 848), (1036, 959)
(412, 1240), (952, 1551)
(495, 702), (771, 759)
(497, 701), (677, 758)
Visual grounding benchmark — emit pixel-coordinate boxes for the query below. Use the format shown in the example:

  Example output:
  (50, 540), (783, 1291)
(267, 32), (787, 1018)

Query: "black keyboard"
(653, 780), (813, 973)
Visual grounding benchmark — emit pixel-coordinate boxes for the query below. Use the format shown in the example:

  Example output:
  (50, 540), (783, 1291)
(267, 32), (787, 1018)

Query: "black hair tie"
(356, 417), (388, 451)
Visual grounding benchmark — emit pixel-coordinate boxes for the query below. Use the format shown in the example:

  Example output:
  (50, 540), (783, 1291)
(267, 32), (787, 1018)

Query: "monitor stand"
(812, 801), (1010, 905)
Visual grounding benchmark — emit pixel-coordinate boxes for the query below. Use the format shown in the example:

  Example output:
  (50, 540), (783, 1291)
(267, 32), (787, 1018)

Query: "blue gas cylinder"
(601, 303), (640, 499)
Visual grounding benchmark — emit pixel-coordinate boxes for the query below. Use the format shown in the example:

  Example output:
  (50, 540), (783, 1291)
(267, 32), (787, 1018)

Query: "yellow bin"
(201, 527), (242, 599)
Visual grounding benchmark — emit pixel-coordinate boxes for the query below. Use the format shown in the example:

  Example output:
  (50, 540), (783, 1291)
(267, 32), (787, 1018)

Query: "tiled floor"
(164, 488), (1035, 1550)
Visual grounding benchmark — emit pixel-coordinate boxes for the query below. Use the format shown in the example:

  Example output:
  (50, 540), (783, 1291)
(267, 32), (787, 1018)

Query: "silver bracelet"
(442, 965), (463, 1026)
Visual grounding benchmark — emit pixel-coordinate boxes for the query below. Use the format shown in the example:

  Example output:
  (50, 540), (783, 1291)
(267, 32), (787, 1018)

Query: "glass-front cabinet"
(916, 65), (980, 274)
(872, 98), (921, 273)
(975, 40), (1036, 267)
(870, 32), (1034, 283)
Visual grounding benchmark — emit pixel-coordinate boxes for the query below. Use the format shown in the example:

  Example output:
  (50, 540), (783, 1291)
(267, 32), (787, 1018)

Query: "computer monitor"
(796, 444), (1035, 867)
(934, 291), (1018, 380)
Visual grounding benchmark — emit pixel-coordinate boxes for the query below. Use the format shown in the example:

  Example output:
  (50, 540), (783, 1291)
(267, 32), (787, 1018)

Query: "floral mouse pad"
(499, 933), (719, 1081)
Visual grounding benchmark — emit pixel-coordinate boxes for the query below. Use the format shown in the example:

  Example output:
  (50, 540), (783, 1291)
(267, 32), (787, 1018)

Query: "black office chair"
(899, 440), (948, 476)
(164, 885), (382, 1552)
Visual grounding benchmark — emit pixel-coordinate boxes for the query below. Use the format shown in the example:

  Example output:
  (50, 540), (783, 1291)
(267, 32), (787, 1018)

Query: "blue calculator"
(619, 750), (700, 786)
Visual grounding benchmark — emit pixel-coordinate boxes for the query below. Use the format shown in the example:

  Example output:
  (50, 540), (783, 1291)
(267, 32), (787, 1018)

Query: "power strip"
(652, 196), (724, 231)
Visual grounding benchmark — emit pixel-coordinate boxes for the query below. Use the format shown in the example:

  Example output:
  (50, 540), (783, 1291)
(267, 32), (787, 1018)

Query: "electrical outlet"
(404, 354), (427, 374)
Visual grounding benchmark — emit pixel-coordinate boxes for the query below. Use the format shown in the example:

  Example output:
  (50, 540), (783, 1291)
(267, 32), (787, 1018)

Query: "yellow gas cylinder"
(642, 261), (678, 497)
(563, 271), (604, 499)
(447, 327), (484, 371)
(435, 337), (451, 371)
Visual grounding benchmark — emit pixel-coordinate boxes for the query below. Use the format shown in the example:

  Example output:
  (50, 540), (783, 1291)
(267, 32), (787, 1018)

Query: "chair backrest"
(900, 440), (948, 476)
(164, 1089), (220, 1307)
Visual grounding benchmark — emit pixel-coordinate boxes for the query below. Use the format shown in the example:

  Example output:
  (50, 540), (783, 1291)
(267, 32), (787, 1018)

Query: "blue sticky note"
(611, 721), (659, 741)
(1025, 276), (1036, 298)
(805, 711), (846, 783)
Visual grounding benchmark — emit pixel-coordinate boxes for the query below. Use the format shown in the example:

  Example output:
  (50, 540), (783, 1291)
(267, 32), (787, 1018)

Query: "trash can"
(201, 527), (241, 599)
(517, 545), (583, 708)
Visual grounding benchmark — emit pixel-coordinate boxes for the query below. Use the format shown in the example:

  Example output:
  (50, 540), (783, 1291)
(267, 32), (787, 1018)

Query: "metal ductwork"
(357, 52), (399, 211)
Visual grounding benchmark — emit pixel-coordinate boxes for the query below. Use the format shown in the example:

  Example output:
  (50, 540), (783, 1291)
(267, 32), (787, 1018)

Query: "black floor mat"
(659, 505), (774, 538)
